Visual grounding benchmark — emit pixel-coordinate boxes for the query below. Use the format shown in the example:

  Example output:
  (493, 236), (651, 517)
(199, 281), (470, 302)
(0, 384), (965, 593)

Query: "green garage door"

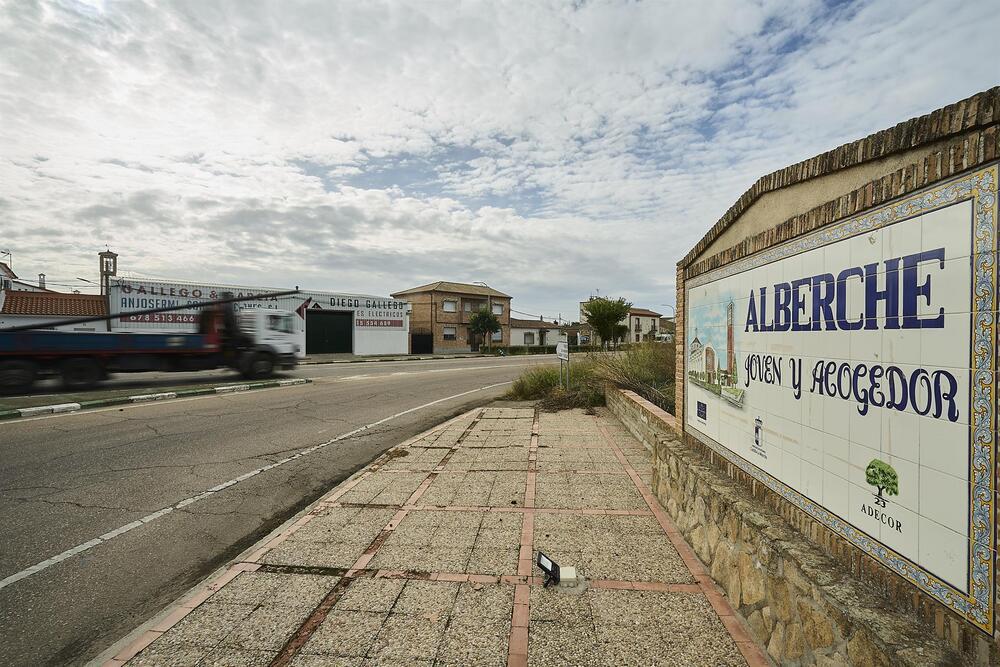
(306, 310), (353, 354)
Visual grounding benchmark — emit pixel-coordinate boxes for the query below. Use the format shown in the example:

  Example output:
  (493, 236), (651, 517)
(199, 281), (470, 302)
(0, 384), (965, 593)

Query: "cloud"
(0, 0), (996, 318)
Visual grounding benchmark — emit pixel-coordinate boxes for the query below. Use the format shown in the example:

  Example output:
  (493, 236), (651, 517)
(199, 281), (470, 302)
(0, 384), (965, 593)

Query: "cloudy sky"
(1, 0), (997, 321)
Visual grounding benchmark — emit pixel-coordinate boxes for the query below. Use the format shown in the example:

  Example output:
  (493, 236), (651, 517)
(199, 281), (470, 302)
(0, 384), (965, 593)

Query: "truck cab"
(235, 309), (299, 378)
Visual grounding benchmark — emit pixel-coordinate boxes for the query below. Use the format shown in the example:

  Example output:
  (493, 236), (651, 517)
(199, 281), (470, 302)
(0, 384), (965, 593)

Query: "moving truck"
(0, 291), (299, 393)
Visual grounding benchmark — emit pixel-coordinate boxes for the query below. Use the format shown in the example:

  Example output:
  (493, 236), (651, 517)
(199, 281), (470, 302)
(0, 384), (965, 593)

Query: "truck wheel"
(0, 360), (38, 394)
(61, 358), (102, 390)
(247, 352), (275, 379)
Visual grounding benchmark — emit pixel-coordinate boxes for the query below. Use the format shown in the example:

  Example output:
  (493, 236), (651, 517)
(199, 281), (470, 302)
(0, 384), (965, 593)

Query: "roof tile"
(392, 281), (511, 298)
(1, 290), (108, 317)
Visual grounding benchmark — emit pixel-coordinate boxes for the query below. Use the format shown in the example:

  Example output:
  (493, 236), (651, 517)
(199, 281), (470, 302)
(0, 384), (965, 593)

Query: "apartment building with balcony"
(391, 281), (512, 353)
(628, 307), (662, 343)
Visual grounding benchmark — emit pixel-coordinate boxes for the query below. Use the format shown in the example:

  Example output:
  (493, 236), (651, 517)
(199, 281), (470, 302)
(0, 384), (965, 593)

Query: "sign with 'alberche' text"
(684, 164), (999, 632)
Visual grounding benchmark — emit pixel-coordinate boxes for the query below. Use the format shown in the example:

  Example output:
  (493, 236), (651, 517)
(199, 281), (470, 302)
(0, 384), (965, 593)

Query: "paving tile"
(589, 589), (745, 666)
(452, 581), (514, 620)
(336, 577), (405, 613)
(442, 447), (530, 471)
(467, 544), (520, 576)
(261, 540), (367, 569)
(298, 610), (387, 657)
(125, 641), (206, 667)
(287, 507), (397, 543)
(437, 619), (509, 666)
(528, 620), (601, 666)
(480, 513), (522, 533)
(534, 472), (646, 510)
(393, 580), (460, 616)
(529, 585), (592, 623)
(534, 514), (694, 583)
(481, 407), (534, 419)
(378, 447), (449, 471)
(536, 435), (606, 449)
(336, 472), (428, 505)
(369, 544), (471, 573)
(367, 615), (448, 662)
(153, 602), (255, 648)
(535, 448), (621, 472)
(218, 605), (311, 651)
(210, 572), (337, 611)
(429, 526), (479, 550)
(198, 647), (277, 666)
(205, 572), (279, 607)
(263, 574), (340, 610)
(419, 471), (527, 507)
(289, 655), (362, 667)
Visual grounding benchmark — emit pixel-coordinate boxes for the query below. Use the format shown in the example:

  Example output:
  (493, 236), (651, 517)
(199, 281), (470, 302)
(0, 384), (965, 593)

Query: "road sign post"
(556, 341), (569, 389)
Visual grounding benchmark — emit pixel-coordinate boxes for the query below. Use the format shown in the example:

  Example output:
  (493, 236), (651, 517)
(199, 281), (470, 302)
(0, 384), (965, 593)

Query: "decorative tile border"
(685, 163), (999, 634)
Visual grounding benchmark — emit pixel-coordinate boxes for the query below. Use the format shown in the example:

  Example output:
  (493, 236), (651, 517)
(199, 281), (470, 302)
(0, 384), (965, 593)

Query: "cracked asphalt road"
(0, 355), (553, 666)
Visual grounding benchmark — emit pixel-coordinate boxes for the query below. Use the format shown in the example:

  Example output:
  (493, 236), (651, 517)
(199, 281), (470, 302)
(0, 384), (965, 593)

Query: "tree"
(581, 297), (632, 349)
(469, 308), (501, 350)
(865, 459), (898, 507)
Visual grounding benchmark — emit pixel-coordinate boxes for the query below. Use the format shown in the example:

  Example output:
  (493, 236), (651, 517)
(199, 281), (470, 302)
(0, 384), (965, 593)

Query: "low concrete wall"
(607, 387), (973, 666)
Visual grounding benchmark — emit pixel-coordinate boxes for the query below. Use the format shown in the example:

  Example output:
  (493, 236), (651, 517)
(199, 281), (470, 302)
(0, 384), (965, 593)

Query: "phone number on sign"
(122, 313), (198, 324)
(356, 319), (403, 328)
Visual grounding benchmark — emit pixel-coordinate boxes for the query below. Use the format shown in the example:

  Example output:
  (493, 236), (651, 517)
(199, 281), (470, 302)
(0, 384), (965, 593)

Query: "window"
(491, 330), (502, 341)
(523, 332), (535, 345)
(442, 300), (457, 313)
(492, 303), (503, 315)
(268, 313), (295, 334)
(635, 333), (640, 342)
(443, 326), (457, 340)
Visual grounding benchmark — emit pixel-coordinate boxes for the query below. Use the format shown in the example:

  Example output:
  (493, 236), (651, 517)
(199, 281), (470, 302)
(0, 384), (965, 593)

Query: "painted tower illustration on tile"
(726, 301), (735, 379)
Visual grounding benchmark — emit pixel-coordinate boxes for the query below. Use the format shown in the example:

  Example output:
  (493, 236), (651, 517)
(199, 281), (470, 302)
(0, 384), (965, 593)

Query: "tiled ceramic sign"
(684, 164), (998, 632)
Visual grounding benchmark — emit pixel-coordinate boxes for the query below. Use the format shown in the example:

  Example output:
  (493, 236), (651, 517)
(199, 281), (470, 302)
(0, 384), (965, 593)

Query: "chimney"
(38, 273), (45, 290)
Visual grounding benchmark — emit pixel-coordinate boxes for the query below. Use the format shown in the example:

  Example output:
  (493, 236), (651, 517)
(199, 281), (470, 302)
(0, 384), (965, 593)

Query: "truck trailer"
(0, 291), (300, 393)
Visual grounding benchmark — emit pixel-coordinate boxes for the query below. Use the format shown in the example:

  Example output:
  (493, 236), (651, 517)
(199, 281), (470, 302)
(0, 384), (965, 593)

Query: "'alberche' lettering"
(745, 248), (945, 333)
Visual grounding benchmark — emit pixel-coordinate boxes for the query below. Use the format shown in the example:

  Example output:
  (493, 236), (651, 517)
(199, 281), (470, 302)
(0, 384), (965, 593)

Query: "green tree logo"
(865, 459), (898, 508)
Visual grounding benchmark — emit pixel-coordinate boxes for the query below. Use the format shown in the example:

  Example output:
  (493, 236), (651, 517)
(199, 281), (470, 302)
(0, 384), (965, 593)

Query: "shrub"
(503, 342), (676, 413)
(591, 342), (676, 413)
(504, 358), (604, 410)
(505, 366), (561, 400)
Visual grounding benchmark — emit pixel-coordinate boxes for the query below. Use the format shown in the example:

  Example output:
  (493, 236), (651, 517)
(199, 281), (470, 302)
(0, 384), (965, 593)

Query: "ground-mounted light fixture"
(537, 551), (560, 587)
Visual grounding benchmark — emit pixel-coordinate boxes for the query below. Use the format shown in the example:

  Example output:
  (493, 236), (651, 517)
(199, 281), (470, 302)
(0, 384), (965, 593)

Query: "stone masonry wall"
(606, 387), (986, 666)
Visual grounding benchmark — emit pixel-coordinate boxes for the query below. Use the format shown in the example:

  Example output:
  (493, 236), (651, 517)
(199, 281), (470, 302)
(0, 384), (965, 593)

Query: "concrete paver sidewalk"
(109, 407), (767, 667)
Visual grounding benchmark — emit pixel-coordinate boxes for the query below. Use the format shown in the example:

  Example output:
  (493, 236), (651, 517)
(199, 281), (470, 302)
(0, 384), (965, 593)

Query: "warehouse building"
(108, 277), (409, 357)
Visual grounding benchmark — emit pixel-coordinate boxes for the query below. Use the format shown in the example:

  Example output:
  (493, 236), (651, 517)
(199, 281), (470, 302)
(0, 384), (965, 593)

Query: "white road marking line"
(0, 380), (512, 591)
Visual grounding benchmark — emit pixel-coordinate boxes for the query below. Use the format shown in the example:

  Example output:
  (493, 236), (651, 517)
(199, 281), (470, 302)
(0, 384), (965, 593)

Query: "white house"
(627, 307), (662, 343)
(509, 318), (563, 347)
(578, 298), (662, 344)
(0, 262), (49, 292)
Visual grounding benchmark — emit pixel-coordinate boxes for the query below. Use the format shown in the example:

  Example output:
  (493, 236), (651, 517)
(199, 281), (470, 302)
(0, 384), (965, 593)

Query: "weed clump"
(503, 342), (676, 413)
